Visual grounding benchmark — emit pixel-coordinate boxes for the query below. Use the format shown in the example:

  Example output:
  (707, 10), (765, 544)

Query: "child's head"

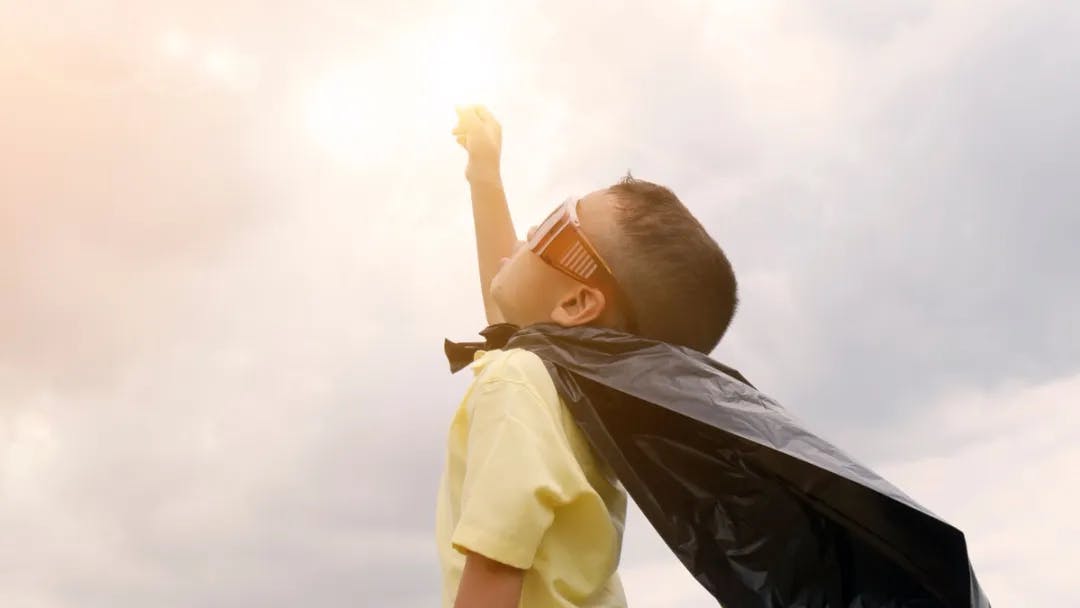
(490, 173), (738, 353)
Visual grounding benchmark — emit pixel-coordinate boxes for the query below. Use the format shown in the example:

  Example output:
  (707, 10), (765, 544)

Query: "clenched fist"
(453, 104), (502, 184)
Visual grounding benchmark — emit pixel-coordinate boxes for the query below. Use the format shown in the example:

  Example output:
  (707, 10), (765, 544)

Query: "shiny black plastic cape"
(444, 323), (991, 608)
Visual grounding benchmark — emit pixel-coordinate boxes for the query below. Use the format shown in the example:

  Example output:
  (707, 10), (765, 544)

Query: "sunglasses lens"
(529, 203), (565, 247)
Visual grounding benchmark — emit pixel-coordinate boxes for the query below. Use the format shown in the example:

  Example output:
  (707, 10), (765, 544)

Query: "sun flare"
(412, 17), (504, 111)
(303, 14), (507, 163)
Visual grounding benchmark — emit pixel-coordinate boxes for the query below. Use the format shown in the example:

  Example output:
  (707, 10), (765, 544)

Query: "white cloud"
(878, 371), (1080, 606)
(619, 504), (716, 608)
(620, 560), (714, 608)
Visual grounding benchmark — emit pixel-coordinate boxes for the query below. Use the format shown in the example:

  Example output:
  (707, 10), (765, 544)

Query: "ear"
(550, 284), (607, 327)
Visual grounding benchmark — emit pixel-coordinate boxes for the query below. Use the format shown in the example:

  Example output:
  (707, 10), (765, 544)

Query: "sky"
(1, 0), (1078, 606)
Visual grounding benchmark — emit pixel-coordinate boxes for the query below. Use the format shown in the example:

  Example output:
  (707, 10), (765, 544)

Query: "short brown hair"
(606, 173), (738, 353)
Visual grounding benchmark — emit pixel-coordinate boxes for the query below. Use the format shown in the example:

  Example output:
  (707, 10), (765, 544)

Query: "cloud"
(877, 371), (1080, 606)
(1, 0), (1078, 606)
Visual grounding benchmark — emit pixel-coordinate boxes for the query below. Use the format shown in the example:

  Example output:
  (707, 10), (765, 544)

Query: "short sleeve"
(450, 375), (579, 569)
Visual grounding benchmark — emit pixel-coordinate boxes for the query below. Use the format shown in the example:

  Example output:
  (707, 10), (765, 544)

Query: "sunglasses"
(527, 196), (639, 333)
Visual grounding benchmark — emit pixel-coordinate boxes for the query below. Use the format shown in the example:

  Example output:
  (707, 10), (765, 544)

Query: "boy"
(435, 105), (738, 608)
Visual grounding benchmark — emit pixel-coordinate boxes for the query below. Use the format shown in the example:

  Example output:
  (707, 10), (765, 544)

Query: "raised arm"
(453, 105), (517, 325)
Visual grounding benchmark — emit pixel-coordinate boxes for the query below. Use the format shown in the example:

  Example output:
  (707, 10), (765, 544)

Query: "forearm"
(453, 551), (525, 608)
(468, 172), (517, 325)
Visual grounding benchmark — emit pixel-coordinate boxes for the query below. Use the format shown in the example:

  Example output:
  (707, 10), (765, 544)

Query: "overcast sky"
(2, 1), (1078, 606)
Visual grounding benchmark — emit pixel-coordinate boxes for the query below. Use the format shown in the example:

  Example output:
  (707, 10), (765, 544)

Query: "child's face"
(490, 189), (621, 328)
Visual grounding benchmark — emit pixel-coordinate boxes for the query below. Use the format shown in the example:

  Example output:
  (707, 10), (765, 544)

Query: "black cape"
(444, 322), (991, 608)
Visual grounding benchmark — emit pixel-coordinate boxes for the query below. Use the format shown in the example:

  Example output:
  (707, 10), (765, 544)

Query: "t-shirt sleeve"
(450, 374), (579, 570)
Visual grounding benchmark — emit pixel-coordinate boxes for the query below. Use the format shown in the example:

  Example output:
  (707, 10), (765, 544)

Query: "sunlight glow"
(410, 16), (504, 115)
(159, 30), (191, 59)
(304, 64), (385, 164)
(202, 48), (241, 82)
(303, 12), (507, 163)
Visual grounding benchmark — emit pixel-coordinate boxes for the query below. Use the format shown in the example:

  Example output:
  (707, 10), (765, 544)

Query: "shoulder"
(467, 348), (561, 419)
(470, 348), (550, 386)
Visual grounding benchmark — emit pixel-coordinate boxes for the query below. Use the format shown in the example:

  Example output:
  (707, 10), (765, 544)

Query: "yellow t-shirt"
(435, 347), (628, 608)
